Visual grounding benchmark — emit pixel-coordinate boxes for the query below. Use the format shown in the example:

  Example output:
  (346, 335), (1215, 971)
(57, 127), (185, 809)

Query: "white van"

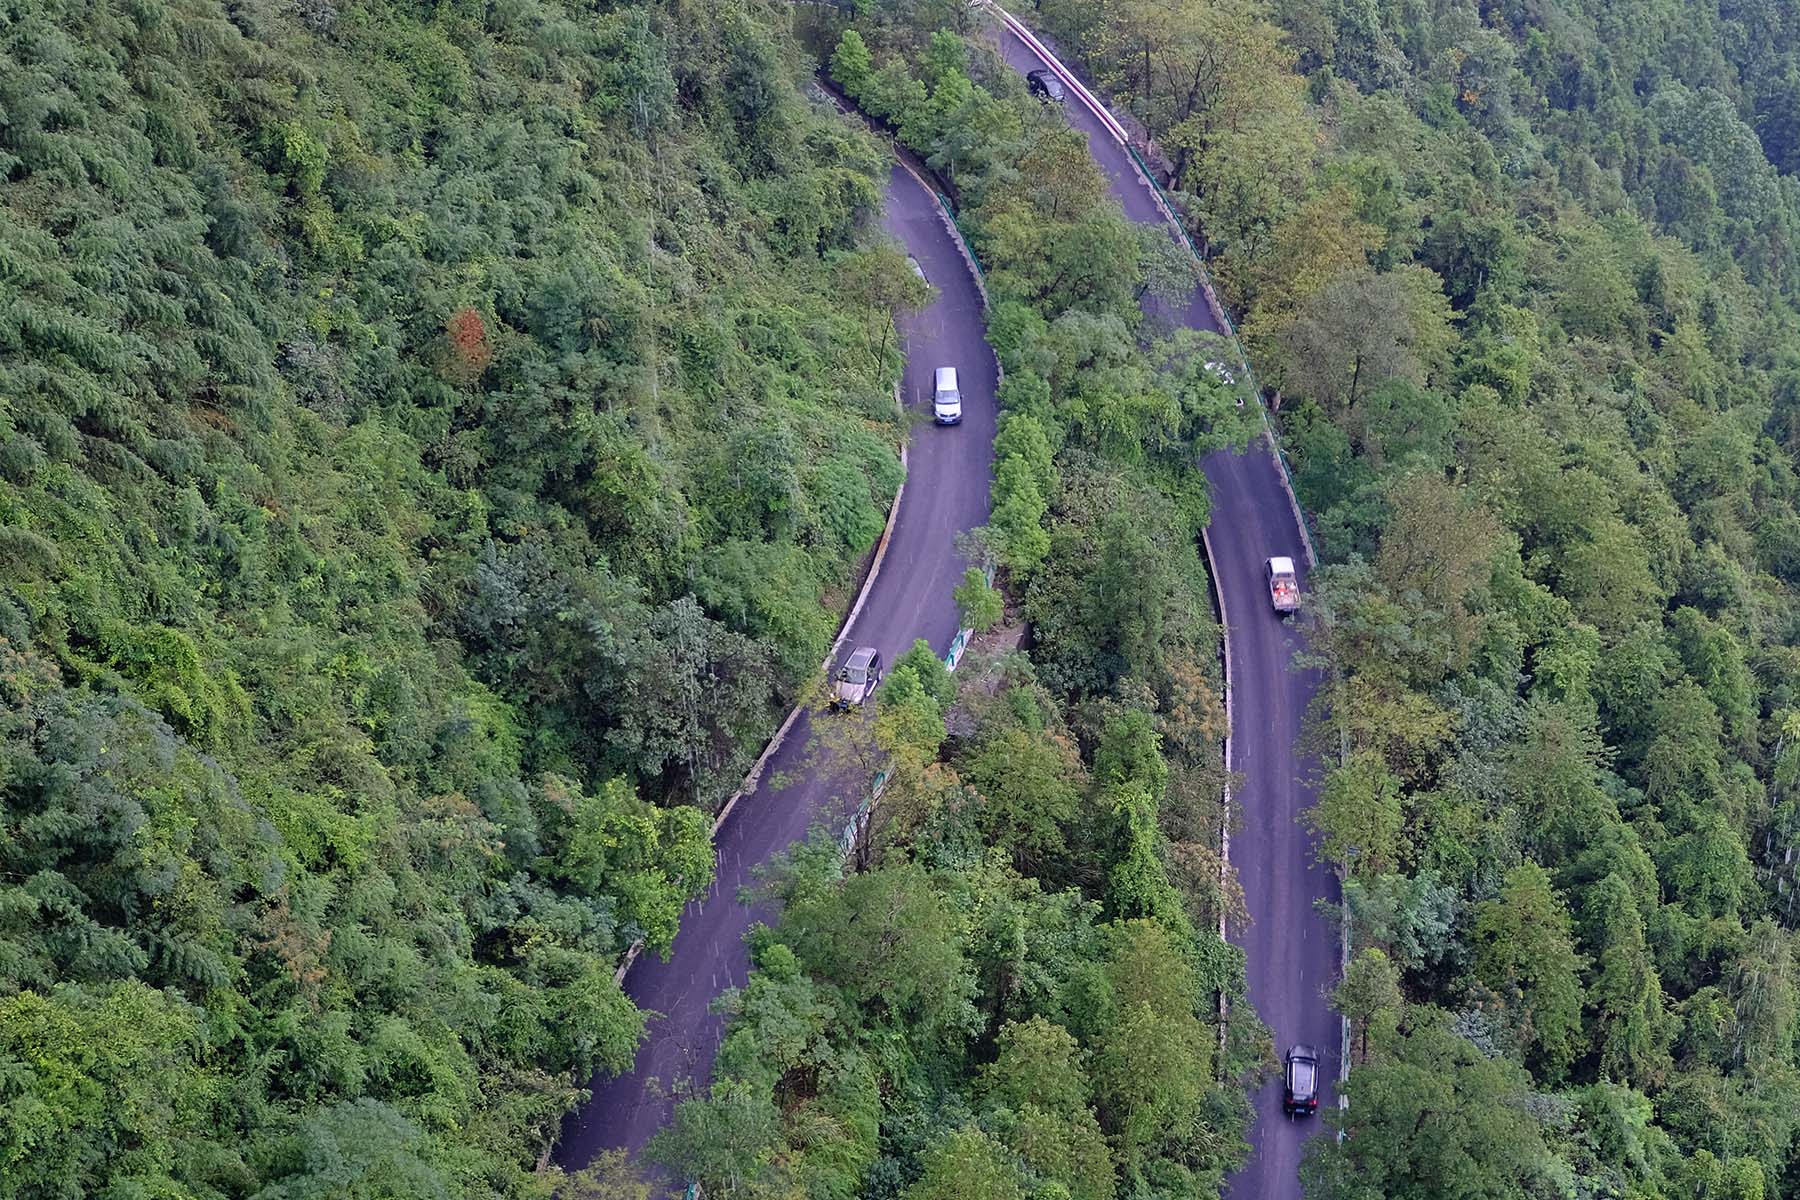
(933, 366), (962, 425)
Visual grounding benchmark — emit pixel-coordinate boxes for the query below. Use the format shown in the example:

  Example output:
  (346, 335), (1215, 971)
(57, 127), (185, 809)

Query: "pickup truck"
(1267, 556), (1299, 615)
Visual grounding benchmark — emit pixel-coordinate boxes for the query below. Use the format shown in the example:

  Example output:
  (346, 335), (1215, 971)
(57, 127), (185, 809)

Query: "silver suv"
(832, 646), (883, 710)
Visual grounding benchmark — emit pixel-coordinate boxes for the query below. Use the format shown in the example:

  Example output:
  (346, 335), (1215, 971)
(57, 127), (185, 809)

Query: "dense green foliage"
(651, 669), (1263, 1200)
(0, 0), (928, 1192)
(1033, 0), (1800, 1195)
(645, 16), (1264, 1200)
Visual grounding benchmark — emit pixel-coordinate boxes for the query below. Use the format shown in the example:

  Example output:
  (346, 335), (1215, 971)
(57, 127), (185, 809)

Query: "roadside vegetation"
(1033, 0), (1800, 1195)
(0, 0), (927, 1193)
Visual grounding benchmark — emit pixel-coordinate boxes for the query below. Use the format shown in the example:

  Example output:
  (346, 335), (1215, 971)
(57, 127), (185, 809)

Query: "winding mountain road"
(990, 14), (1340, 1199)
(554, 161), (998, 1183)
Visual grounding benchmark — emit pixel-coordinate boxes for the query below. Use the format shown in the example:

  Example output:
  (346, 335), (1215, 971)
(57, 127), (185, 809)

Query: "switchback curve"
(554, 158), (999, 1184)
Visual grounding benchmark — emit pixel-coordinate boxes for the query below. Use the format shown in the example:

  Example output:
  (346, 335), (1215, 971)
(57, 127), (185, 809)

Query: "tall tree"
(1335, 947), (1404, 1066)
(1374, 472), (1506, 676)
(1301, 1009), (1557, 1200)
(1085, 0), (1316, 254)
(1080, 920), (1211, 1174)
(1729, 920), (1798, 1077)
(1307, 750), (1405, 880)
(1276, 266), (1455, 421)
(904, 1129), (1026, 1200)
(1474, 863), (1588, 1081)
(1583, 874), (1672, 1089)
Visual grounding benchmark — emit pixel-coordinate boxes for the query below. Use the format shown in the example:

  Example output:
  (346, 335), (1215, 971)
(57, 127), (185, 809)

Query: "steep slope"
(0, 0), (925, 1193)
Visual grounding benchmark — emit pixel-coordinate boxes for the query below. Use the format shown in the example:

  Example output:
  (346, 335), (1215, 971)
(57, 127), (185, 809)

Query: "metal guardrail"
(838, 767), (891, 854)
(943, 626), (972, 670)
(934, 191), (986, 281)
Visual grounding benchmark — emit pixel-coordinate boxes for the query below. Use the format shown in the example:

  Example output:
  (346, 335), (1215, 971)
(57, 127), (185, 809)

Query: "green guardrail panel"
(935, 192), (985, 278)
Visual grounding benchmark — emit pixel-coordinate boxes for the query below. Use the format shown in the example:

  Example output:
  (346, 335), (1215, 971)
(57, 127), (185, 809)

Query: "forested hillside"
(1032, 0), (1800, 1195)
(0, 0), (921, 1192)
(23, 0), (1800, 1193)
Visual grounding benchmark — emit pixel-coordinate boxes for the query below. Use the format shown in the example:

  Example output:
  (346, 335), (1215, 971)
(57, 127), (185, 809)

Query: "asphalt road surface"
(554, 160), (997, 1188)
(993, 18), (1342, 1199)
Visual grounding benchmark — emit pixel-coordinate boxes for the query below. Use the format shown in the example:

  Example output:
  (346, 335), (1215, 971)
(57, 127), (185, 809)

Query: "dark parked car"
(1026, 69), (1065, 103)
(1284, 1044), (1321, 1116)
(832, 646), (883, 710)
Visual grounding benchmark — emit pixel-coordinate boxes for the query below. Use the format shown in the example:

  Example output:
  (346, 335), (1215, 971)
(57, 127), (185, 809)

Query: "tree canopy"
(0, 0), (920, 1192)
(1025, 0), (1800, 1194)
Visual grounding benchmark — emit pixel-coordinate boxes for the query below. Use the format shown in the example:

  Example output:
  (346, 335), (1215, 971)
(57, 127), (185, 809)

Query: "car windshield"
(841, 665), (867, 685)
(1290, 1058), (1315, 1093)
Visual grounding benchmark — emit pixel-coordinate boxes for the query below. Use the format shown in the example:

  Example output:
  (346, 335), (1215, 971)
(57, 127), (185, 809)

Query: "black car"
(1026, 69), (1065, 103)
(1284, 1044), (1321, 1116)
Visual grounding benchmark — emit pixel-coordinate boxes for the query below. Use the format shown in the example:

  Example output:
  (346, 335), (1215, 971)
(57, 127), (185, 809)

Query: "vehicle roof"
(845, 646), (879, 667)
(1269, 556), (1296, 574)
(935, 366), (958, 384)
